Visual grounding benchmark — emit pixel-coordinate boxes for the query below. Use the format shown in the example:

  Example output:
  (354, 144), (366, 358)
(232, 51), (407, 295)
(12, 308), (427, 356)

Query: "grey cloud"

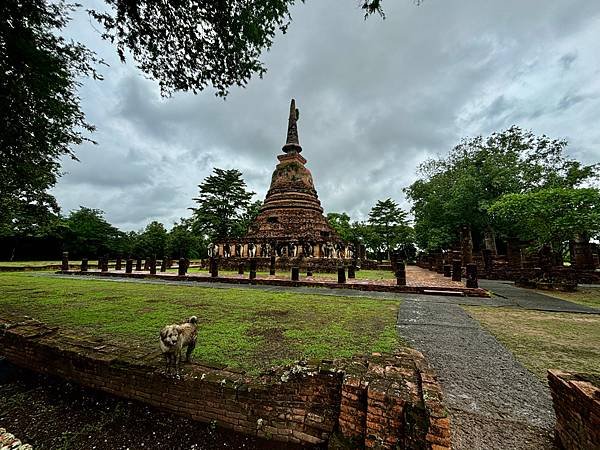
(51, 0), (600, 230)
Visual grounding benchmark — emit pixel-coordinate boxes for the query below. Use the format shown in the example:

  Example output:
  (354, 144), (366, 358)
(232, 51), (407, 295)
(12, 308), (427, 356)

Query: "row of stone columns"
(441, 259), (478, 288)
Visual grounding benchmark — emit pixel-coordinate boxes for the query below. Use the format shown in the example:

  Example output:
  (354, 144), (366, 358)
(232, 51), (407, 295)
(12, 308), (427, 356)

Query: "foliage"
(233, 200), (263, 238)
(367, 199), (412, 259)
(89, 0), (387, 96)
(63, 207), (122, 257)
(190, 168), (256, 241)
(488, 188), (600, 246)
(326, 212), (355, 242)
(135, 221), (168, 257)
(166, 220), (204, 259)
(405, 126), (599, 250)
(0, 0), (102, 236)
(0, 272), (400, 373)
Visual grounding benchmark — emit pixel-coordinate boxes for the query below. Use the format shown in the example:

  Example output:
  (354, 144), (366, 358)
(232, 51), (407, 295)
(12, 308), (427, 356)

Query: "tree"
(136, 221), (168, 257)
(166, 220), (204, 259)
(190, 168), (255, 241)
(488, 188), (600, 250)
(405, 126), (599, 251)
(233, 200), (263, 238)
(368, 199), (412, 260)
(326, 213), (355, 242)
(89, 1), (387, 96)
(63, 207), (122, 257)
(0, 0), (101, 236)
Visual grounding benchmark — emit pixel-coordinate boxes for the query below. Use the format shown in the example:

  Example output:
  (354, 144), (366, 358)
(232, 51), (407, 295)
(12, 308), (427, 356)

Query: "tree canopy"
(0, 0), (101, 236)
(405, 126), (599, 250)
(367, 198), (412, 259)
(190, 168), (256, 241)
(488, 188), (600, 248)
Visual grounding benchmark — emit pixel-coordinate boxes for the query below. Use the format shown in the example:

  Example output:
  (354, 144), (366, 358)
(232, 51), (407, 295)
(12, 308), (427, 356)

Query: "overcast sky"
(51, 0), (600, 231)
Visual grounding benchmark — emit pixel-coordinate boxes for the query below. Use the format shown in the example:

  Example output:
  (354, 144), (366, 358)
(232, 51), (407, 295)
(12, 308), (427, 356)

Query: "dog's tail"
(187, 316), (198, 324)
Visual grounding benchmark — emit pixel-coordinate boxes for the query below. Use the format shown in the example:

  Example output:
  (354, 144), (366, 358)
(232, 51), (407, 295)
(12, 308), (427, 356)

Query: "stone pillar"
(210, 257), (218, 278)
(443, 264), (451, 277)
(81, 258), (88, 272)
(461, 225), (473, 264)
(135, 258), (142, 271)
(435, 252), (444, 274)
(291, 267), (299, 281)
(484, 227), (497, 255)
(337, 265), (346, 284)
(115, 255), (122, 271)
(348, 262), (356, 279)
(571, 234), (595, 269)
(466, 263), (478, 288)
(395, 261), (406, 286)
(249, 258), (257, 280)
(144, 257), (150, 271)
(160, 257), (167, 273)
(61, 252), (69, 271)
(149, 258), (156, 275)
(269, 256), (276, 276)
(238, 262), (244, 275)
(482, 249), (493, 274)
(178, 258), (187, 276)
(306, 264), (313, 277)
(451, 259), (462, 282)
(125, 259), (133, 274)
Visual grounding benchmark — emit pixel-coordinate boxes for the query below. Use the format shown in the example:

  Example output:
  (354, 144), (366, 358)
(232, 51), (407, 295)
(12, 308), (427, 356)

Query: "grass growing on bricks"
(0, 273), (401, 374)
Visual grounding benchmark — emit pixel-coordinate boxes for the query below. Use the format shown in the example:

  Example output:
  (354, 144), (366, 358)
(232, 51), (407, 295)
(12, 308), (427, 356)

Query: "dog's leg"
(185, 339), (196, 363)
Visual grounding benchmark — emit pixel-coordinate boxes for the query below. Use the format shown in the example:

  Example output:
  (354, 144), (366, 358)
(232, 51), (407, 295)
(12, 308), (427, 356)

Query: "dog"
(159, 316), (198, 372)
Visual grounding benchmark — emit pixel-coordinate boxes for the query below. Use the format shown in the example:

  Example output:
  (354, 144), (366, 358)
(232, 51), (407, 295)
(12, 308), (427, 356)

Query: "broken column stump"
(210, 257), (218, 278)
(238, 262), (244, 275)
(115, 256), (122, 271)
(249, 258), (257, 280)
(270, 256), (276, 276)
(80, 258), (88, 272)
(178, 258), (187, 276)
(61, 252), (69, 271)
(451, 259), (462, 282)
(160, 257), (167, 273)
(149, 258), (157, 275)
(466, 263), (478, 288)
(395, 261), (406, 286)
(135, 258), (142, 271)
(443, 264), (452, 277)
(338, 266), (346, 284)
(125, 259), (133, 274)
(348, 262), (356, 279)
(291, 267), (299, 281)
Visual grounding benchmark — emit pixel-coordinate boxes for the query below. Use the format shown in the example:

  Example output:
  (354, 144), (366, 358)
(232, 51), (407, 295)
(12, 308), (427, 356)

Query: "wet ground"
(0, 362), (314, 450)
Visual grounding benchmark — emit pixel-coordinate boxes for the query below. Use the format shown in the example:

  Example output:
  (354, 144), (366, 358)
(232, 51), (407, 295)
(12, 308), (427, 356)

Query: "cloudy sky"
(52, 0), (600, 231)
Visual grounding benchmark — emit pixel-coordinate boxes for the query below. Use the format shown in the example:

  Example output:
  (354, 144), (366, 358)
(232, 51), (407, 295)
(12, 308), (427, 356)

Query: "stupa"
(244, 99), (344, 258)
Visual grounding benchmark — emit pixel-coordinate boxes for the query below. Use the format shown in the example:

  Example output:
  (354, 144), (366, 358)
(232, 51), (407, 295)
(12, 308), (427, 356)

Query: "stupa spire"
(282, 98), (302, 154)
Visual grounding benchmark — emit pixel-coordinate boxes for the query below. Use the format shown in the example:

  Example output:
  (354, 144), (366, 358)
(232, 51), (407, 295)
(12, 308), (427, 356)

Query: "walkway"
(396, 286), (598, 450)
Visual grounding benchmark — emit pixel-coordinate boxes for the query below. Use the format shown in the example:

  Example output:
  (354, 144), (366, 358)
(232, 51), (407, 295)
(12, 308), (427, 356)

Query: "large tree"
(488, 188), (600, 251)
(405, 126), (599, 251)
(63, 207), (122, 257)
(368, 198), (412, 260)
(190, 168), (255, 241)
(0, 0), (101, 236)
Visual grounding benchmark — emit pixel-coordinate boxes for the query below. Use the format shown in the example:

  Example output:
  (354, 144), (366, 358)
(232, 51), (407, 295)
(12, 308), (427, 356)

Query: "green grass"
(533, 287), (600, 309)
(0, 273), (400, 374)
(194, 268), (396, 281)
(0, 260), (81, 267)
(465, 306), (600, 380)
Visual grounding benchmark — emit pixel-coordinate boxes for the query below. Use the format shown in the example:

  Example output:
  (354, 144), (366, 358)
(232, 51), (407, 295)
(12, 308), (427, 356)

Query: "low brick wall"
(0, 317), (450, 449)
(202, 257), (380, 273)
(548, 370), (600, 450)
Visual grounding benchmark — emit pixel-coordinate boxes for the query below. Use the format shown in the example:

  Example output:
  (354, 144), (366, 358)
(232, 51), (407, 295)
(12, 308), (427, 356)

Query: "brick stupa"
(245, 99), (339, 247)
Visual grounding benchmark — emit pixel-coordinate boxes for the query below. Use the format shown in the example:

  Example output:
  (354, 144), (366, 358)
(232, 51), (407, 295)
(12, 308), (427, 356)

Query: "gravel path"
(397, 296), (556, 450)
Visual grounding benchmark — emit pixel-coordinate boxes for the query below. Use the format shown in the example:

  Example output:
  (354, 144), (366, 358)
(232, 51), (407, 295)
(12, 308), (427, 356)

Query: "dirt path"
(397, 295), (557, 450)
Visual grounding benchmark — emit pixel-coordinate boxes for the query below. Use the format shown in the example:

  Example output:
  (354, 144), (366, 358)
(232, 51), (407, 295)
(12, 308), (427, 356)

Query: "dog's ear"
(188, 316), (198, 324)
(160, 329), (167, 339)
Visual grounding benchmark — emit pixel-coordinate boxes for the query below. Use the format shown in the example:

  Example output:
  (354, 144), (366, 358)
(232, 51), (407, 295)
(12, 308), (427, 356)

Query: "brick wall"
(0, 318), (450, 449)
(548, 370), (600, 450)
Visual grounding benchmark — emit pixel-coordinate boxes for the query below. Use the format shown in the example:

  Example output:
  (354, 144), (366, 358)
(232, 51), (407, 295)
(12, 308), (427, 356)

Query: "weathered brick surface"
(548, 370), (600, 450)
(0, 318), (450, 448)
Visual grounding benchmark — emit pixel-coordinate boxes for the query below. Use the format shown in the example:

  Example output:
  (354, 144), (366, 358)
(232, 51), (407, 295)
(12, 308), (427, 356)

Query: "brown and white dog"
(159, 316), (198, 371)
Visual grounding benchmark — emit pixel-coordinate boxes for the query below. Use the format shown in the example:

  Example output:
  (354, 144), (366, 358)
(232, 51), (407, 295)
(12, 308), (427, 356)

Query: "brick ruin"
(212, 100), (358, 264)
(416, 227), (600, 285)
(548, 370), (599, 450)
(0, 316), (451, 449)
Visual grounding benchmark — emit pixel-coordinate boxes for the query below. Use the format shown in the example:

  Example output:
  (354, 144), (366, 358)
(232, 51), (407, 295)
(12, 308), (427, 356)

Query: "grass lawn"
(0, 260), (82, 267)
(0, 273), (400, 374)
(193, 268), (396, 281)
(533, 287), (600, 309)
(465, 306), (600, 380)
